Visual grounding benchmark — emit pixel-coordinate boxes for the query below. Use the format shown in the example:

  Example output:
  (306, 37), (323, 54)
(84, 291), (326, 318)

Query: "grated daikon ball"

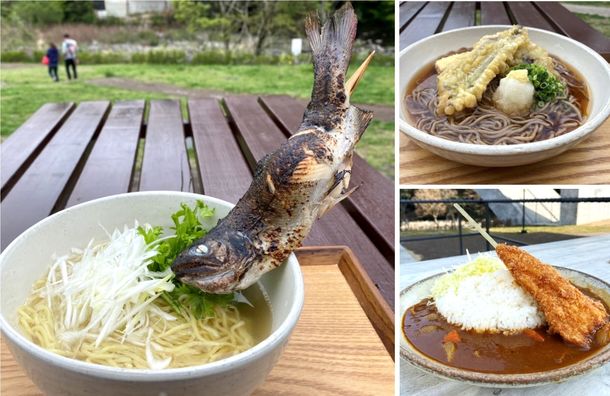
(492, 69), (535, 116)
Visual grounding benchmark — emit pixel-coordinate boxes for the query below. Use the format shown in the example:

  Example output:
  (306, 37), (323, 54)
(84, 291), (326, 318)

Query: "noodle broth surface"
(404, 54), (589, 145)
(19, 270), (272, 369)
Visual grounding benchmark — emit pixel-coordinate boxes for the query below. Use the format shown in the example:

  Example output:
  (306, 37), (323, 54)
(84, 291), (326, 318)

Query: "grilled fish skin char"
(496, 244), (609, 348)
(172, 3), (374, 294)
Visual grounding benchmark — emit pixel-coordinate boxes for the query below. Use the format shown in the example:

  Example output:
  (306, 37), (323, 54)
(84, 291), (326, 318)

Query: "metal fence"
(400, 197), (610, 256)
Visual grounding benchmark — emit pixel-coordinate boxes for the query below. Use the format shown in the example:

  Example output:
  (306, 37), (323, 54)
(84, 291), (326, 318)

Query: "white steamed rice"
(432, 256), (545, 332)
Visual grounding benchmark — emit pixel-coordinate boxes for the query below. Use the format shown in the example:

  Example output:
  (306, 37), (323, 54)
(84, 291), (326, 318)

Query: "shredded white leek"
(44, 224), (176, 352)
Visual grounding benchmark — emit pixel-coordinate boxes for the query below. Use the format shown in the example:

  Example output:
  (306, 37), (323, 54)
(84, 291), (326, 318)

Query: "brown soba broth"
(404, 55), (589, 145)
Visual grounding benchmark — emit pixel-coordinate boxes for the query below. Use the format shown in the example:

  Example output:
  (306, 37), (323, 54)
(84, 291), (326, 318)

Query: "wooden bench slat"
(480, 2), (512, 25)
(66, 101), (145, 207)
(259, 96), (394, 259)
(1, 102), (74, 193)
(399, 1), (427, 32)
(400, 1), (452, 49)
(256, 96), (303, 140)
(508, 1), (555, 31)
(1, 101), (110, 250)
(536, 2), (610, 60)
(139, 100), (192, 192)
(442, 1), (476, 32)
(225, 96), (394, 305)
(189, 98), (252, 204)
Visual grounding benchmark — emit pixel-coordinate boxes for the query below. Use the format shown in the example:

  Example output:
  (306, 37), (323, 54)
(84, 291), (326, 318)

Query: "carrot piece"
(443, 330), (461, 344)
(523, 329), (545, 342)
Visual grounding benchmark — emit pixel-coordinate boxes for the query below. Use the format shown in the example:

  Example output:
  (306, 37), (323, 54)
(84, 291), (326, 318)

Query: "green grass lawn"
(576, 13), (610, 37)
(564, 2), (610, 7)
(0, 63), (394, 177)
(90, 63), (394, 106)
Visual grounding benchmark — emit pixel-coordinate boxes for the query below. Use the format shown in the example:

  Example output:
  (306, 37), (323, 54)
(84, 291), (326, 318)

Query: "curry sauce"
(403, 297), (609, 374)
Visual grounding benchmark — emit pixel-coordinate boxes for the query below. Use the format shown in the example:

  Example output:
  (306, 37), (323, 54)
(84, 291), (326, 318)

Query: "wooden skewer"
(453, 203), (498, 249)
(346, 51), (375, 96)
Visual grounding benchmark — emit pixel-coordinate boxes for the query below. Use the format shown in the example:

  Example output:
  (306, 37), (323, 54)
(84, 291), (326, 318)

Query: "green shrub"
(151, 49), (186, 64)
(33, 50), (45, 62)
(130, 52), (147, 64)
(150, 12), (176, 28)
(136, 31), (160, 47)
(78, 51), (130, 64)
(94, 16), (125, 26)
(191, 51), (229, 65)
(131, 49), (186, 64)
(1, 51), (34, 62)
(0, 49), (370, 67)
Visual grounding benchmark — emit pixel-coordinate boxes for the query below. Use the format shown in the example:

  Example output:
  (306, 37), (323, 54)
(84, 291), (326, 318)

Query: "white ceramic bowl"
(399, 26), (610, 167)
(0, 191), (304, 396)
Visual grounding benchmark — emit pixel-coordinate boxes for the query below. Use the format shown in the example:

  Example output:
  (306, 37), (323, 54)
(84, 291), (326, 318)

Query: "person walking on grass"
(62, 33), (78, 80)
(46, 43), (59, 82)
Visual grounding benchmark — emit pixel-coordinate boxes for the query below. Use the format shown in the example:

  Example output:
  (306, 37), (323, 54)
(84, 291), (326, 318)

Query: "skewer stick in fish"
(172, 3), (374, 294)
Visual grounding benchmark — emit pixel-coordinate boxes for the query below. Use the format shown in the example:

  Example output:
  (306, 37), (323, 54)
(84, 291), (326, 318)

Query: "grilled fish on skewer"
(172, 3), (374, 294)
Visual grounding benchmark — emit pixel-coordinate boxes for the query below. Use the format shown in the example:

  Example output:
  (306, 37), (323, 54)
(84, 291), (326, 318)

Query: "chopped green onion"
(511, 63), (565, 105)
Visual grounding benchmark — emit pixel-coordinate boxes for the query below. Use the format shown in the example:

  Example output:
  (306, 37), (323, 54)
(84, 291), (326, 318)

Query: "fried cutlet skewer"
(453, 204), (610, 348)
(496, 244), (609, 348)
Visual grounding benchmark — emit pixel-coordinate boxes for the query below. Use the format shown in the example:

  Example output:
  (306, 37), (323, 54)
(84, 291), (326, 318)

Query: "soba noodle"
(19, 258), (256, 369)
(405, 58), (588, 145)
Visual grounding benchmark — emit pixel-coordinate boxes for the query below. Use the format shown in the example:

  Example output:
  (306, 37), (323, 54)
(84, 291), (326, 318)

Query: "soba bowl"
(399, 26), (610, 167)
(0, 191), (304, 396)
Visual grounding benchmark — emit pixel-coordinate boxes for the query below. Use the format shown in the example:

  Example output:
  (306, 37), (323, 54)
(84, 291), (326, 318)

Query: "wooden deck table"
(399, 234), (610, 395)
(0, 96), (394, 303)
(399, 1), (610, 184)
(0, 97), (395, 394)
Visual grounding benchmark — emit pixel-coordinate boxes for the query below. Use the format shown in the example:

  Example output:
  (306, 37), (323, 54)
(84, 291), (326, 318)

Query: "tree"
(173, 0), (324, 55)
(239, 1), (323, 56)
(352, 0), (394, 46)
(174, 0), (240, 53)
(62, 0), (95, 24)
(9, 0), (63, 25)
(414, 189), (458, 228)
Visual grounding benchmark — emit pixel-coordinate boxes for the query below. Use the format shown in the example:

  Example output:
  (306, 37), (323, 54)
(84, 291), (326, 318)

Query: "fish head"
(171, 230), (255, 294)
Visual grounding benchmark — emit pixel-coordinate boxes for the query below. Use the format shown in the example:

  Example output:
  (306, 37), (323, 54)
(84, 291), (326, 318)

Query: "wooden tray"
(1, 247), (395, 395)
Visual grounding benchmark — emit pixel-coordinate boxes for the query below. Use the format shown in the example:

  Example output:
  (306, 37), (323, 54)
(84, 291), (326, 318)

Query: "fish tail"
(301, 2), (357, 131)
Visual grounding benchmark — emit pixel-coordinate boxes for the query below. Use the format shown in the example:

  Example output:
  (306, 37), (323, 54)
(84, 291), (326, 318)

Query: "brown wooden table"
(400, 1), (610, 59)
(399, 1), (610, 184)
(0, 96), (395, 308)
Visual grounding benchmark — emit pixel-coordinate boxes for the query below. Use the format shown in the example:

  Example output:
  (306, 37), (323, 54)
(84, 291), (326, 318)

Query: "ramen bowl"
(400, 267), (610, 387)
(399, 26), (610, 167)
(0, 191), (304, 396)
